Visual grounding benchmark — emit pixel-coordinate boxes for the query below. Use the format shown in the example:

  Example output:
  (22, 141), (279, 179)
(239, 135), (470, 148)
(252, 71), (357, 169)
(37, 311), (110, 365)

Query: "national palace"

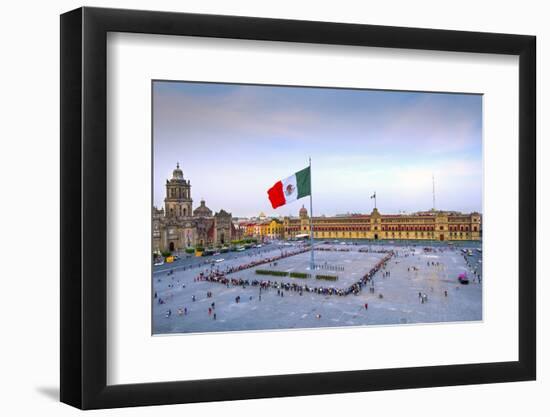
(154, 163), (481, 253)
(270, 205), (482, 242)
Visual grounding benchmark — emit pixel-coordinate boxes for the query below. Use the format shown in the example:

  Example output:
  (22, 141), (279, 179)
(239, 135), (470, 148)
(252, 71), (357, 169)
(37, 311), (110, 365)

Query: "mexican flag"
(267, 166), (311, 209)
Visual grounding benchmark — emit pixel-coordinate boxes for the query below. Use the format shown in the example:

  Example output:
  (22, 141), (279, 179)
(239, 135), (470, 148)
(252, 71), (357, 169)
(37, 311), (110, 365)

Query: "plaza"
(152, 241), (482, 334)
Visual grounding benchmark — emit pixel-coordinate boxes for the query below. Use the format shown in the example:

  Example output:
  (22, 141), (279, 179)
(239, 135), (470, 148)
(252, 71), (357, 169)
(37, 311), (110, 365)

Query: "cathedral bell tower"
(164, 162), (193, 218)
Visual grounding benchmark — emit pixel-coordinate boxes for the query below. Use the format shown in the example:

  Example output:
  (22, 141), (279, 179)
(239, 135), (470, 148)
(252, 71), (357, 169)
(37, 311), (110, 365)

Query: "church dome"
(172, 162), (184, 180)
(193, 199), (212, 217)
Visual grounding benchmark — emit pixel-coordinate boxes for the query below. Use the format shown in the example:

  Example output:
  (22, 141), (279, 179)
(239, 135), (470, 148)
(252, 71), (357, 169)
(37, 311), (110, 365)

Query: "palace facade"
(279, 206), (481, 241)
(153, 163), (239, 252)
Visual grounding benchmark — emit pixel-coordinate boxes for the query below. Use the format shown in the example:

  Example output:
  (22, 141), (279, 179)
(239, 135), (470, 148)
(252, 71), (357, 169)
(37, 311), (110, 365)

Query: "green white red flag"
(267, 166), (311, 209)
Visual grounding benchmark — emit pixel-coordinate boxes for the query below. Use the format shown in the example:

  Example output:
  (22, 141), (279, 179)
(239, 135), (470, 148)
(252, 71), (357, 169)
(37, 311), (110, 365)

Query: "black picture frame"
(60, 6), (536, 410)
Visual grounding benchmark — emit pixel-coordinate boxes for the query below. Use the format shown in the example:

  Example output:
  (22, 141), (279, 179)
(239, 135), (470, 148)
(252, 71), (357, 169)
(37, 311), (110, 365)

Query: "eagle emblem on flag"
(285, 183), (295, 196)
(267, 166), (310, 209)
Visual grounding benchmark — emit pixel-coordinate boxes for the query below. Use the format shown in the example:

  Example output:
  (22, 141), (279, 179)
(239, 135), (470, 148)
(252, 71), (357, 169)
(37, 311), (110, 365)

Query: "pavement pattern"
(152, 241), (482, 334)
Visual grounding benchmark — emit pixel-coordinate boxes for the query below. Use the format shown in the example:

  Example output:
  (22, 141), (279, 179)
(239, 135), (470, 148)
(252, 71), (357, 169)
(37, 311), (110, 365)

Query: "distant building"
(258, 218), (284, 240)
(282, 206), (481, 241)
(153, 163), (239, 252)
(241, 215), (284, 241)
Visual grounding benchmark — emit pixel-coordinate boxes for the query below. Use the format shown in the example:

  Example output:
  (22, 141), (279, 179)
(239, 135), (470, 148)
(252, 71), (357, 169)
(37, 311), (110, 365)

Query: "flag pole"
(309, 157), (314, 271)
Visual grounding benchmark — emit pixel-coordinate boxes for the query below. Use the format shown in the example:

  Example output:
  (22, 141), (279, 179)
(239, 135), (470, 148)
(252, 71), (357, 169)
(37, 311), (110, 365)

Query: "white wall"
(0, 0), (546, 415)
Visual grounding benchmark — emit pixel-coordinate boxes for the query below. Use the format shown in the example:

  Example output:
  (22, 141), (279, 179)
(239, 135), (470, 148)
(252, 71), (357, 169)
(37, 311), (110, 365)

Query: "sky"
(153, 81), (482, 218)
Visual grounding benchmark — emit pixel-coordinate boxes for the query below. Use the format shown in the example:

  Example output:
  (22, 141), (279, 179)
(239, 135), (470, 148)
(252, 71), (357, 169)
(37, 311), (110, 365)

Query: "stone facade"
(282, 206), (482, 241)
(153, 163), (238, 252)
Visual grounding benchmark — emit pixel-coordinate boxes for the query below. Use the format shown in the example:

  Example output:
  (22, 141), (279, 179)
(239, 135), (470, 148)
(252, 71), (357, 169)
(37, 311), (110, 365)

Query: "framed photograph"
(60, 6), (536, 409)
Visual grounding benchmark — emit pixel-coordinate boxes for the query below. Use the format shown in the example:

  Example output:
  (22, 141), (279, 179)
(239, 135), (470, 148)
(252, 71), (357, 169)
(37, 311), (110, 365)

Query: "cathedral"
(153, 163), (237, 252)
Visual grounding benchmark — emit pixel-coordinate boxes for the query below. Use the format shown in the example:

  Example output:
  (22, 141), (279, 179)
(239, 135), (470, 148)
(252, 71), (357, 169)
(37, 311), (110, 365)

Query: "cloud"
(153, 82), (482, 215)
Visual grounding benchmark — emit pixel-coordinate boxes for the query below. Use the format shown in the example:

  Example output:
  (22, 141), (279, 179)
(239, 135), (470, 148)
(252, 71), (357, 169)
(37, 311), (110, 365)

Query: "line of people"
(194, 250), (396, 299)
(345, 251), (395, 295)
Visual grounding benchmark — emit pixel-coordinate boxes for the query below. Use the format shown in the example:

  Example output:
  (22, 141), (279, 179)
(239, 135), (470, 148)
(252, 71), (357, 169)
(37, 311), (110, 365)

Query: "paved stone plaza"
(152, 241), (482, 334)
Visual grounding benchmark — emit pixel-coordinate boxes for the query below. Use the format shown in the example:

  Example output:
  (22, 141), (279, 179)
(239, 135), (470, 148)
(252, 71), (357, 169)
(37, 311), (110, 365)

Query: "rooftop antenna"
(432, 174), (436, 211)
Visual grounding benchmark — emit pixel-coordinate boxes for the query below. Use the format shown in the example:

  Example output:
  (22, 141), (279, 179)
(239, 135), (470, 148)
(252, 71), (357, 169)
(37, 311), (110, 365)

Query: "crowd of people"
(156, 243), (482, 326)
(345, 251), (395, 295)
(358, 247), (394, 254)
(316, 246), (351, 252)
(197, 271), (349, 296)
(218, 247), (311, 276)
(192, 250), (395, 298)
